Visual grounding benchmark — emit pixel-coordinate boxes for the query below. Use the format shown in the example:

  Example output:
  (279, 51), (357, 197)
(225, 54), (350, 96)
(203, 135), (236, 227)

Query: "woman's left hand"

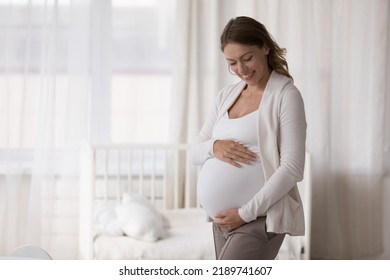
(214, 208), (246, 232)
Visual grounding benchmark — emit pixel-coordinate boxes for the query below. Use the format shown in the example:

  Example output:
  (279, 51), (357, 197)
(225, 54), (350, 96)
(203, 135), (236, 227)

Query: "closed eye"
(227, 55), (252, 66)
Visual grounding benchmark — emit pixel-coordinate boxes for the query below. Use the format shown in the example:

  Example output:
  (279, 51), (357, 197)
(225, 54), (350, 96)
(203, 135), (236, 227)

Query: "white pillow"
(122, 193), (170, 228)
(115, 193), (166, 242)
(122, 193), (158, 212)
(93, 204), (123, 236)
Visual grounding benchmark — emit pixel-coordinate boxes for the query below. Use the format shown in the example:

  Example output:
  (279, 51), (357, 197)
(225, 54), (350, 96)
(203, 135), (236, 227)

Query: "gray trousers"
(212, 216), (285, 260)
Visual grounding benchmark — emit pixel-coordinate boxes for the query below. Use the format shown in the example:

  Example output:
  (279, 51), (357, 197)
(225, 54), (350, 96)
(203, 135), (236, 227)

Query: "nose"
(236, 61), (248, 74)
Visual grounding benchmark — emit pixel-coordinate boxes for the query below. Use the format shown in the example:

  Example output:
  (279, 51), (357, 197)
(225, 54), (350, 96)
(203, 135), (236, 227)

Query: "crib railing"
(78, 142), (200, 259)
(90, 143), (200, 209)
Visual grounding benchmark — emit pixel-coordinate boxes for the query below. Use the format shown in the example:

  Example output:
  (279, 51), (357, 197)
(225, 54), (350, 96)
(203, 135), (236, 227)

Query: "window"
(110, 0), (176, 144)
(0, 0), (176, 150)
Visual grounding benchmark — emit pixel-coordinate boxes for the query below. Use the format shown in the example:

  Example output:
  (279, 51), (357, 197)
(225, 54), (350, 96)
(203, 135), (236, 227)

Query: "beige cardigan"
(190, 71), (307, 236)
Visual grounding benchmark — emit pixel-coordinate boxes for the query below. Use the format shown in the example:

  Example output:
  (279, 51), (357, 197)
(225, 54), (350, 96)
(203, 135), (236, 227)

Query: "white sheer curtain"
(171, 0), (390, 259)
(1, 0), (176, 259)
(292, 0), (388, 259)
(0, 0), (111, 259)
(170, 0), (227, 144)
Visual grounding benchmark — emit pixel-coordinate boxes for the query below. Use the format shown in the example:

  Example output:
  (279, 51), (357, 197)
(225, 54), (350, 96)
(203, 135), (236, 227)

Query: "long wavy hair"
(220, 16), (292, 79)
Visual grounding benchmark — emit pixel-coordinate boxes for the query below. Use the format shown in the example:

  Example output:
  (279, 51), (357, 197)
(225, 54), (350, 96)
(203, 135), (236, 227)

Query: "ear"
(264, 45), (270, 55)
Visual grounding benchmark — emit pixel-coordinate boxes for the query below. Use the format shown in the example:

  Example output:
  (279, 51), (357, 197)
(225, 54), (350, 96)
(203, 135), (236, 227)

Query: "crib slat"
(139, 149), (144, 196)
(185, 153), (191, 208)
(116, 149), (121, 203)
(150, 149), (156, 205)
(104, 148), (109, 204)
(128, 148), (132, 193)
(162, 148), (168, 210)
(92, 150), (96, 204)
(173, 150), (179, 209)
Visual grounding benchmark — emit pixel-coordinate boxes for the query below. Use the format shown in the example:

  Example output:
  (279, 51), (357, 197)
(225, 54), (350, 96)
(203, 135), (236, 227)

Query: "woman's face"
(223, 43), (270, 86)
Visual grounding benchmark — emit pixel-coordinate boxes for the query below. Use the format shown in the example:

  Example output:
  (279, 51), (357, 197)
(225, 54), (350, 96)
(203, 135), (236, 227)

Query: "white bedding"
(93, 206), (303, 260)
(94, 208), (216, 260)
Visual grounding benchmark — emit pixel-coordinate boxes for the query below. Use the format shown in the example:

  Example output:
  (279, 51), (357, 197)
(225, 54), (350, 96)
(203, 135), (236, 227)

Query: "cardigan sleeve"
(190, 94), (219, 166)
(238, 87), (307, 222)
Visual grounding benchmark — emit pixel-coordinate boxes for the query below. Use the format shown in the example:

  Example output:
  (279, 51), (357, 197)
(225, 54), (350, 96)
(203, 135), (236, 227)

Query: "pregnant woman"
(191, 16), (307, 260)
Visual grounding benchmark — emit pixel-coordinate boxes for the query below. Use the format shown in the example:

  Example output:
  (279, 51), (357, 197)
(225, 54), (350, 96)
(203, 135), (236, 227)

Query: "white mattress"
(94, 208), (216, 260)
(93, 208), (303, 260)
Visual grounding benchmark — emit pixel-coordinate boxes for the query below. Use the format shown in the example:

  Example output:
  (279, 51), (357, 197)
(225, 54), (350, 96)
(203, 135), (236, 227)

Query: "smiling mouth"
(241, 71), (255, 80)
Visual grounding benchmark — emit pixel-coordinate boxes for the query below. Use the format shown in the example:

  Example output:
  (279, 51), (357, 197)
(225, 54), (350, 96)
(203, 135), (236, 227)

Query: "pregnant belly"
(197, 158), (264, 219)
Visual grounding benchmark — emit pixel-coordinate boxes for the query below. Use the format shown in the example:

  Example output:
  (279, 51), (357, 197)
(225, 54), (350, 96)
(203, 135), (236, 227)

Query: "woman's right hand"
(213, 140), (257, 168)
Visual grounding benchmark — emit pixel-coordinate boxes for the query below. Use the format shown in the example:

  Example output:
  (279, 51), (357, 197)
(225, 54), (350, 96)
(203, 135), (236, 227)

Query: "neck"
(247, 69), (271, 94)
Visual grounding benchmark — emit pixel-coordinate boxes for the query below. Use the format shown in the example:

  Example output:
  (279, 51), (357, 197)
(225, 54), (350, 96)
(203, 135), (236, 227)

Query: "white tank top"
(197, 110), (265, 219)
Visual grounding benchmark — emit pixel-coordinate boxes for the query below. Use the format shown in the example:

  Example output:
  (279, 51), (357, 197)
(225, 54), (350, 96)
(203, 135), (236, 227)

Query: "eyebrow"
(226, 51), (253, 61)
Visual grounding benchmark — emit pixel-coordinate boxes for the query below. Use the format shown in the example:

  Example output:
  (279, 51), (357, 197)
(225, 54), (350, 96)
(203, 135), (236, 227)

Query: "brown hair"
(220, 16), (291, 79)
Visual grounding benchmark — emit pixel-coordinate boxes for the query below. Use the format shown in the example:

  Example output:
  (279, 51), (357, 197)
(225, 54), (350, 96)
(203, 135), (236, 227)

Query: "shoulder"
(269, 71), (296, 93)
(269, 71), (303, 103)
